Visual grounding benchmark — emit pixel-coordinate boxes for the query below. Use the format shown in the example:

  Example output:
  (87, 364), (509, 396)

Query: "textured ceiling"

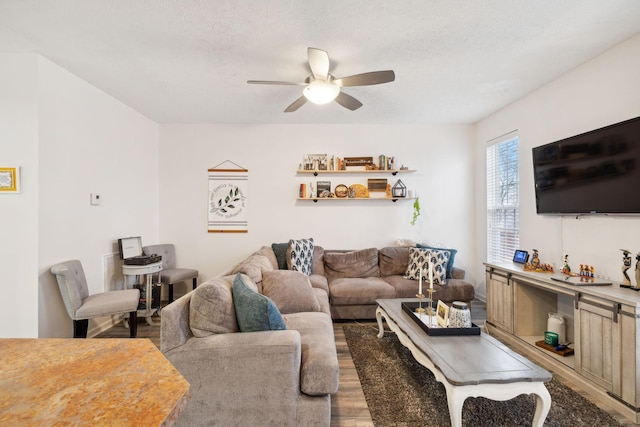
(1, 1), (640, 124)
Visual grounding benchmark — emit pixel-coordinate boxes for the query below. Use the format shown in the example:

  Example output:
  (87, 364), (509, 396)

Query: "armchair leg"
(192, 277), (197, 290)
(168, 284), (174, 304)
(129, 311), (138, 338)
(73, 319), (89, 338)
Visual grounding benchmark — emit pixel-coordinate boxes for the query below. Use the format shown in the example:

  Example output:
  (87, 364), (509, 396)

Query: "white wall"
(0, 54), (40, 337)
(474, 33), (640, 296)
(37, 56), (160, 337)
(0, 54), (160, 338)
(159, 124), (477, 297)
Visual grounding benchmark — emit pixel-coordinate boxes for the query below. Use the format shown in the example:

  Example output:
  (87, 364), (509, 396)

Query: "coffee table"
(376, 298), (552, 427)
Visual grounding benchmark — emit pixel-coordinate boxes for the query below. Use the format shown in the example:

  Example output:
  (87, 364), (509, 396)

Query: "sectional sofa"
(160, 242), (475, 426)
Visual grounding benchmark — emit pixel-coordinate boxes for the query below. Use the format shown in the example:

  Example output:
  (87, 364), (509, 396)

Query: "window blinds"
(486, 132), (520, 263)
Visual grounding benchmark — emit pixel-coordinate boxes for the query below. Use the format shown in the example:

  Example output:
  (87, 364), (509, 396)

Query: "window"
(486, 133), (519, 263)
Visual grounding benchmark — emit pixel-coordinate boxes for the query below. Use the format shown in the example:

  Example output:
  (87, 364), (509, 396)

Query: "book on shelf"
(344, 165), (367, 171)
(317, 181), (331, 196)
(299, 183), (306, 198)
(344, 156), (374, 167)
(367, 178), (388, 191)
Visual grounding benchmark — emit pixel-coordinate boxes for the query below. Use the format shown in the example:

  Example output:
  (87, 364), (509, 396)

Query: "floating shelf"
(297, 169), (416, 176)
(297, 197), (416, 203)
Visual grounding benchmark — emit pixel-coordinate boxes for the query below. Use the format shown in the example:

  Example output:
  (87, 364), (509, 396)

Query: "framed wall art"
(0, 167), (20, 193)
(208, 160), (248, 233)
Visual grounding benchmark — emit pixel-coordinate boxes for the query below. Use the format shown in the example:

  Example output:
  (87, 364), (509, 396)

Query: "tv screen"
(533, 116), (640, 214)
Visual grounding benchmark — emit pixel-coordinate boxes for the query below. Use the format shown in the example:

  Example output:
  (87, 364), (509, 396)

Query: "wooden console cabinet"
(485, 262), (640, 423)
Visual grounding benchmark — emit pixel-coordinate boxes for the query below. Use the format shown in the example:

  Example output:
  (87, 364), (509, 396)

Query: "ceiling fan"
(247, 47), (395, 112)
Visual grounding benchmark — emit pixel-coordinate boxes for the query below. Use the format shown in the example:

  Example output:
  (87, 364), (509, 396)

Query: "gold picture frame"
(0, 167), (20, 193)
(436, 300), (449, 328)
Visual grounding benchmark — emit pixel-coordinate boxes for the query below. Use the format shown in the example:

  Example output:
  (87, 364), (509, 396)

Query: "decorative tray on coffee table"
(401, 302), (482, 336)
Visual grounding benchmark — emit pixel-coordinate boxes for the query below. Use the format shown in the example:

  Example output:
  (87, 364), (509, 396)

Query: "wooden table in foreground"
(376, 298), (552, 427)
(0, 338), (190, 426)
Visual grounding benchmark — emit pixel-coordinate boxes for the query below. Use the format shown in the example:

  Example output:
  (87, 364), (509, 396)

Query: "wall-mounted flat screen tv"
(532, 115), (640, 215)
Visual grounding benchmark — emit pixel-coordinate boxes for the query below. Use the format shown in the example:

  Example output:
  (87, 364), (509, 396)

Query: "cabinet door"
(486, 268), (513, 333)
(574, 299), (620, 393)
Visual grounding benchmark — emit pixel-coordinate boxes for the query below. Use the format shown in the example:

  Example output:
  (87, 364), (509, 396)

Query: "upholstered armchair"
(50, 259), (140, 338)
(143, 244), (198, 303)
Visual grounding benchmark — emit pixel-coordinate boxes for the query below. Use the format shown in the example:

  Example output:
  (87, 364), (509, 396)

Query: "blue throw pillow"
(232, 274), (287, 332)
(416, 244), (457, 279)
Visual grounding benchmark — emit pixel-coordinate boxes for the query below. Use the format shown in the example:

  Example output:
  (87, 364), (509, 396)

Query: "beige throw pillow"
(262, 270), (321, 314)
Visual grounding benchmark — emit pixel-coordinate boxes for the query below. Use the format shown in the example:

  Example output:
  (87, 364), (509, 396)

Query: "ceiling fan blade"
(334, 70), (395, 87)
(307, 47), (330, 80)
(335, 92), (363, 111)
(284, 96), (308, 112)
(247, 80), (305, 86)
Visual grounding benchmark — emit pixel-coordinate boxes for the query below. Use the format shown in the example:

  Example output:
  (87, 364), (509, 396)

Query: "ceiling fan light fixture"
(303, 81), (340, 104)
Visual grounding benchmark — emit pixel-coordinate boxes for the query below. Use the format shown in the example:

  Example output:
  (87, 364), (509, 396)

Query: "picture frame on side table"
(0, 166), (20, 193)
(436, 300), (449, 328)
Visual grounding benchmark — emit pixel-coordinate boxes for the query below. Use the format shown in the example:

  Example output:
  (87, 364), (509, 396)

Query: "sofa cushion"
(328, 277), (395, 305)
(271, 242), (289, 270)
(232, 274), (287, 332)
(417, 244), (458, 279)
(286, 238), (315, 275)
(255, 245), (279, 270)
(385, 275), (475, 302)
(406, 247), (449, 285)
(262, 270), (321, 314)
(189, 275), (239, 337)
(231, 253), (275, 285)
(282, 312), (339, 395)
(308, 274), (329, 293)
(324, 248), (380, 282)
(311, 246), (325, 276)
(379, 246), (410, 276)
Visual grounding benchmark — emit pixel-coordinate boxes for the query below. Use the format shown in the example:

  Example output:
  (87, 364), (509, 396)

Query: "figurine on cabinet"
(531, 249), (540, 269)
(621, 249), (632, 288)
(562, 254), (571, 275)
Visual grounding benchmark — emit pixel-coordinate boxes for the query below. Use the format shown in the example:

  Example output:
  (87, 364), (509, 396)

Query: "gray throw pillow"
(232, 273), (287, 332)
(271, 242), (289, 270)
(262, 270), (321, 314)
(189, 276), (238, 337)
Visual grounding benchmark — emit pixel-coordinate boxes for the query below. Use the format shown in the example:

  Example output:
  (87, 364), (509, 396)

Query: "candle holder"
(415, 293), (426, 314)
(426, 287), (436, 317)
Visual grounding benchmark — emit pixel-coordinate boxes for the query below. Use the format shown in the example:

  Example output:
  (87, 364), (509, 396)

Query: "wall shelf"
(297, 197), (415, 203)
(297, 169), (416, 176)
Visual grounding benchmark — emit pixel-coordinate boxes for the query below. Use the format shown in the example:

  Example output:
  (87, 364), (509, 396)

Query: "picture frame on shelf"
(303, 154), (328, 171)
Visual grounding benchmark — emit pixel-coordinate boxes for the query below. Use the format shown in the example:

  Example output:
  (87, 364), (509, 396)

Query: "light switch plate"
(90, 193), (101, 205)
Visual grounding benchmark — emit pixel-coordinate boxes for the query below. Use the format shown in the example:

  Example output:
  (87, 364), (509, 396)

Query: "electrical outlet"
(90, 193), (101, 205)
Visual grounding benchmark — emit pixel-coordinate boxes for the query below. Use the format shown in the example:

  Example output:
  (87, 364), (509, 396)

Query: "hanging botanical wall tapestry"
(208, 161), (248, 233)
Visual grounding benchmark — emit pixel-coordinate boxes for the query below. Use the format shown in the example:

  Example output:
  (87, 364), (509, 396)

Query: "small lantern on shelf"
(392, 179), (407, 198)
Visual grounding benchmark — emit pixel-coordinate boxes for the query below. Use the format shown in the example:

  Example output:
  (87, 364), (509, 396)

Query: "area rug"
(343, 322), (630, 427)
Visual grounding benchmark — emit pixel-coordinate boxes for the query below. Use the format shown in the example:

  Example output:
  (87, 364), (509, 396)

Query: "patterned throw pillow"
(286, 238), (314, 275)
(405, 247), (450, 285)
(416, 244), (457, 279)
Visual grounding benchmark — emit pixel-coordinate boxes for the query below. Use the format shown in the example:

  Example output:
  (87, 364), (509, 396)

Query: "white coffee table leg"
(376, 306), (387, 338)
(445, 381), (551, 427)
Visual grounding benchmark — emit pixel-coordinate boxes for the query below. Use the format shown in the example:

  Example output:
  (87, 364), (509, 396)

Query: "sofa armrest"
(165, 330), (303, 426)
(160, 291), (194, 353)
(451, 267), (465, 279)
